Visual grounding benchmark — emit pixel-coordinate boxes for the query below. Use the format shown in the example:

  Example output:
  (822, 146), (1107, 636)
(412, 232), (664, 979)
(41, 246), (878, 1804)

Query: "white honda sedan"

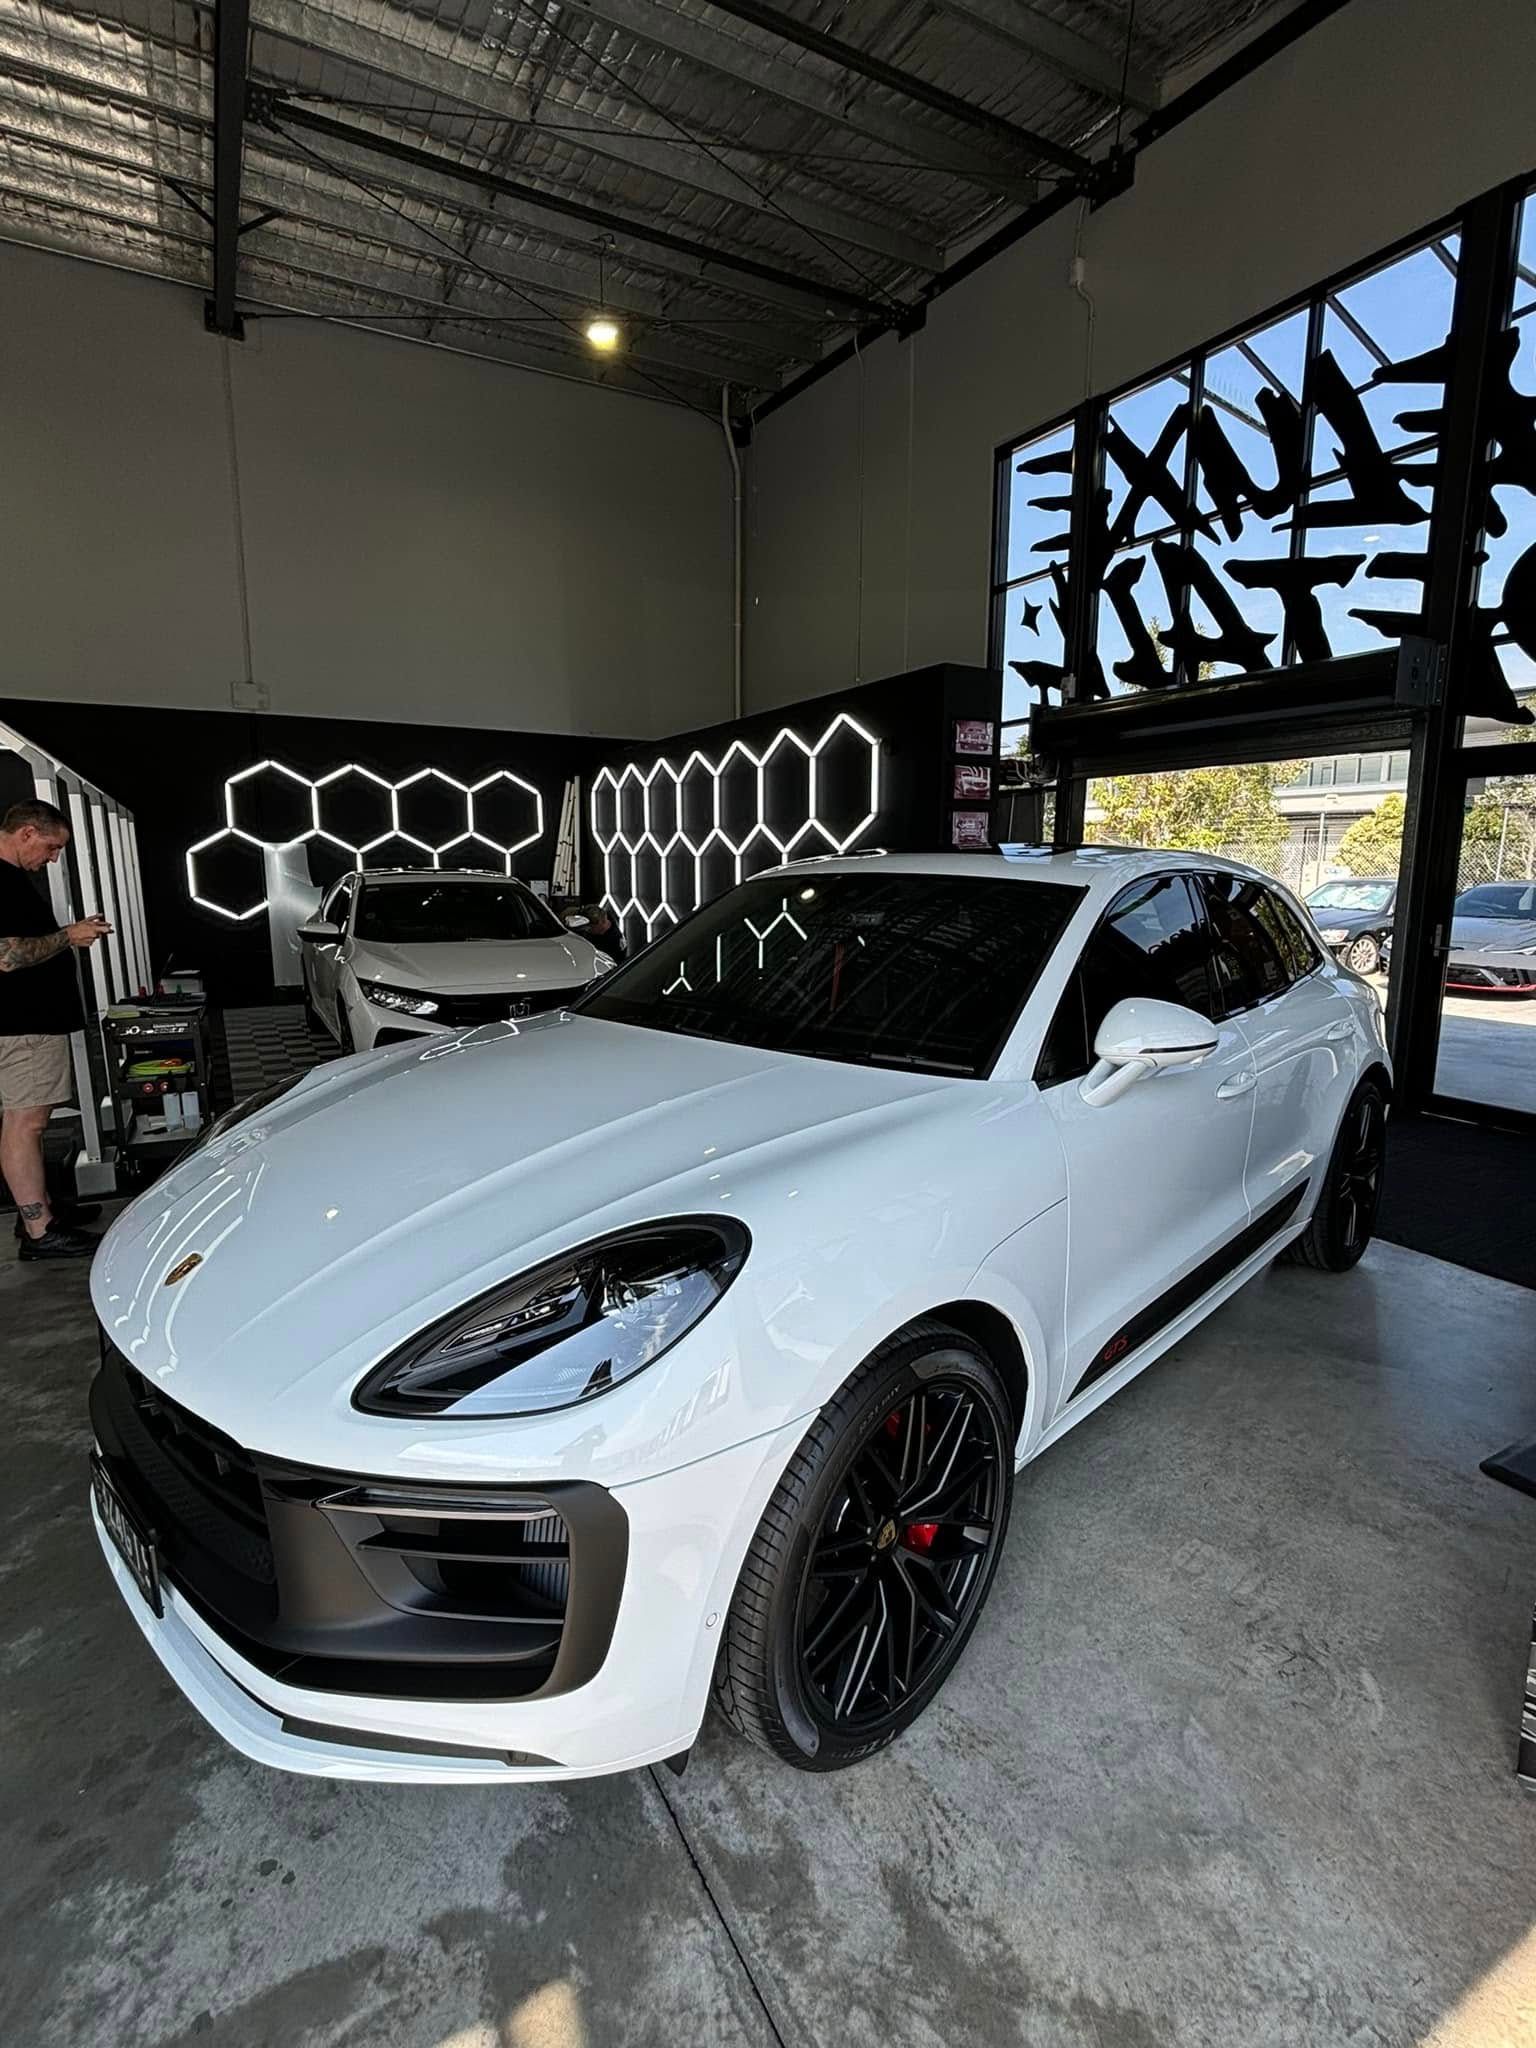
(300, 867), (613, 1051)
(89, 850), (1389, 1784)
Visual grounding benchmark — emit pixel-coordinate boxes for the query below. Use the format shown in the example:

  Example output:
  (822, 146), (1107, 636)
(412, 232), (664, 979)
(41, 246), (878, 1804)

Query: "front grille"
(1447, 962), (1536, 989)
(91, 1344), (627, 1701)
(430, 985), (586, 1028)
(93, 1348), (275, 1588)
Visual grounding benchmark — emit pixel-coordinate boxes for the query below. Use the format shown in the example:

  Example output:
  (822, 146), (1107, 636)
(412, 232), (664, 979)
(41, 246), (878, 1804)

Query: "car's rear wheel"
(1285, 1078), (1387, 1272)
(713, 1321), (1014, 1771)
(1344, 933), (1381, 975)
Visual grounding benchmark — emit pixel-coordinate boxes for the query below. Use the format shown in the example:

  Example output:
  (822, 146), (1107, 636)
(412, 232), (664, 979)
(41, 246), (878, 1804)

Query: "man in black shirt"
(583, 902), (628, 969)
(0, 800), (111, 1260)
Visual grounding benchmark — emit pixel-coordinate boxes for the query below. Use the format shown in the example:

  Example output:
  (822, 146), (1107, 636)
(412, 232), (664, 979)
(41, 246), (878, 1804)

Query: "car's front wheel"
(1344, 933), (1381, 975)
(713, 1321), (1014, 1771)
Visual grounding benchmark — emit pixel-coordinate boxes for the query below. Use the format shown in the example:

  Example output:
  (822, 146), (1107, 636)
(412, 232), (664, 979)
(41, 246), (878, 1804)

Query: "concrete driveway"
(4, 1236), (1536, 2048)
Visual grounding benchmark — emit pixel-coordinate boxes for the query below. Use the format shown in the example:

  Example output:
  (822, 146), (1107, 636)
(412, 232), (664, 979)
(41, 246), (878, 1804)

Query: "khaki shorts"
(0, 1033), (74, 1110)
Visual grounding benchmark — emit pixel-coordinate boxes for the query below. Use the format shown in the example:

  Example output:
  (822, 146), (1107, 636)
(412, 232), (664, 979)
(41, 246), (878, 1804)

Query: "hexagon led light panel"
(591, 713), (881, 943)
(186, 759), (544, 921)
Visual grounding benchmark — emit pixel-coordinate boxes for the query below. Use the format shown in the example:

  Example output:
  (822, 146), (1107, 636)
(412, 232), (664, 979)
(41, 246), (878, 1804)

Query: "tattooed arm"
(0, 919), (107, 971)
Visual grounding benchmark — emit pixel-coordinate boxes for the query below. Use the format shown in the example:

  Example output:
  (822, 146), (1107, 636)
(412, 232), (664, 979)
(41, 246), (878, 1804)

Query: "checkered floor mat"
(221, 1004), (338, 1103)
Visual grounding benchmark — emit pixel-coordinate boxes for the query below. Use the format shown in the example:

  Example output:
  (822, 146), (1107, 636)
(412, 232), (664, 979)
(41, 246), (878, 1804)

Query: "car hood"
(1449, 915), (1536, 953)
(349, 933), (604, 993)
(91, 1016), (951, 1439)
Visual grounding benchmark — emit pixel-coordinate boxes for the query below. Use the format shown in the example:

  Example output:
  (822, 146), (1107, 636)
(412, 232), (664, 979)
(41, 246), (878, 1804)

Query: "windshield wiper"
(864, 1050), (974, 1073)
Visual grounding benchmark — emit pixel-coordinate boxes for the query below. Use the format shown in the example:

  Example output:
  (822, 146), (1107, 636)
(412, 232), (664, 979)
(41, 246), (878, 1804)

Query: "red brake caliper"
(885, 1412), (939, 1548)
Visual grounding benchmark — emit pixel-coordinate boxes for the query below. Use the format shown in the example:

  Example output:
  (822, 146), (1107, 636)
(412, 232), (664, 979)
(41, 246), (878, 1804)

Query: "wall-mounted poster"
(953, 719), (995, 756)
(951, 809), (990, 848)
(952, 763), (993, 801)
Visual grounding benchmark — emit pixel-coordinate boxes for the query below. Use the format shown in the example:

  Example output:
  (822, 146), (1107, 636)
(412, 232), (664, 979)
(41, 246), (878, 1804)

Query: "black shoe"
(13, 1201), (101, 1240)
(18, 1222), (99, 1261)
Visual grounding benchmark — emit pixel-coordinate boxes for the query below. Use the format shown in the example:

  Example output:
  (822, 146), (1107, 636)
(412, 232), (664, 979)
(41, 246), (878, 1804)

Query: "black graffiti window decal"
(998, 418), (1076, 736)
(1465, 192), (1536, 729)
(996, 231), (1479, 716)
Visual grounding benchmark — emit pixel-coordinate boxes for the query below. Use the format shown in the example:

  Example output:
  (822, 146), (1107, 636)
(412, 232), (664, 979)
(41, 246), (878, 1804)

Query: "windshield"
(1306, 882), (1393, 912)
(354, 878), (563, 945)
(1455, 883), (1536, 921)
(577, 870), (1084, 1078)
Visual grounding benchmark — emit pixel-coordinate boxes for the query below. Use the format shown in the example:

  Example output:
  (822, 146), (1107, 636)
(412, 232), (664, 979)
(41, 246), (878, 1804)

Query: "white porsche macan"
(89, 849), (1391, 1784)
(300, 867), (614, 1052)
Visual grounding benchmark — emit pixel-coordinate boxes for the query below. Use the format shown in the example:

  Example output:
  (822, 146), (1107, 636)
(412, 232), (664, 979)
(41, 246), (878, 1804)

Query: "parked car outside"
(1445, 880), (1536, 994)
(300, 868), (615, 1051)
(90, 850), (1390, 1784)
(1305, 877), (1397, 974)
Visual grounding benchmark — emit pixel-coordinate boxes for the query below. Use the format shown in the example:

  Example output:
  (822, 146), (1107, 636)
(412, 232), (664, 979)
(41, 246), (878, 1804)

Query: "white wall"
(743, 0), (1536, 712)
(0, 242), (734, 738)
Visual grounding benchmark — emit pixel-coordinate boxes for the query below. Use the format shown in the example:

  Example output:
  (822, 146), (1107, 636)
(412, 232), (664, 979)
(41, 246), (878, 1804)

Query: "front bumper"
(89, 1352), (807, 1782)
(1445, 955), (1536, 994)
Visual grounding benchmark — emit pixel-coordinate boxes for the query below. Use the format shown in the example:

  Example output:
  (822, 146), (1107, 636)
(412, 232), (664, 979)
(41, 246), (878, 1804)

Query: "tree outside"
(1088, 761), (1297, 858)
(1335, 794), (1406, 876)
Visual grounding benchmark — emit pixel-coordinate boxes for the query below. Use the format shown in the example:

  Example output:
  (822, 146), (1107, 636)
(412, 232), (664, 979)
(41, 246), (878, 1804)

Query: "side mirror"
(563, 912), (591, 930)
(1079, 997), (1219, 1108)
(297, 919), (339, 945)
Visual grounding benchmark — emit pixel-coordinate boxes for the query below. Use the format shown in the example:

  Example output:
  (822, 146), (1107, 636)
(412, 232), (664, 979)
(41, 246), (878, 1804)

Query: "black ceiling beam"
(251, 93), (889, 323)
(695, 0), (1093, 179)
(207, 0), (250, 337)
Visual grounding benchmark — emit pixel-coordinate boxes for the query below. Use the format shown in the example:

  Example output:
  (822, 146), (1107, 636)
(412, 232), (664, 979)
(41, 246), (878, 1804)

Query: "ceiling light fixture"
(587, 239), (622, 353)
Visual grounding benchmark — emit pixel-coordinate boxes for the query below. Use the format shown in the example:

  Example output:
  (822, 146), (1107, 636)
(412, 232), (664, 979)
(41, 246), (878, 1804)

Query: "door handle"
(1325, 1019), (1353, 1041)
(1216, 1070), (1257, 1099)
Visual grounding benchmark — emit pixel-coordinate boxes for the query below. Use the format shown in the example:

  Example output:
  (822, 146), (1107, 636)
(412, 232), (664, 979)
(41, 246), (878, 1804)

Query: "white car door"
(1035, 872), (1256, 1422)
(1197, 871), (1359, 1223)
(307, 873), (356, 1033)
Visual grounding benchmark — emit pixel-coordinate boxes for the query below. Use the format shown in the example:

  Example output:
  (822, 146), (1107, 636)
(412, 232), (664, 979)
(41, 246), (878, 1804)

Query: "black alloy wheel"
(1287, 1078), (1387, 1271)
(714, 1323), (1014, 1770)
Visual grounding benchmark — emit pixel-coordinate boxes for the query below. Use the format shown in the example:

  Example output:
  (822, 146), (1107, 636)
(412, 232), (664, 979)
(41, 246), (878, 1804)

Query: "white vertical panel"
(66, 787), (111, 1018)
(123, 815), (153, 990)
(87, 797), (127, 1003)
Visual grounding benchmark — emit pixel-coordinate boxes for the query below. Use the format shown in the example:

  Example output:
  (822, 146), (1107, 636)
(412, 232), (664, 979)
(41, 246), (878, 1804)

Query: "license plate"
(91, 1456), (163, 1617)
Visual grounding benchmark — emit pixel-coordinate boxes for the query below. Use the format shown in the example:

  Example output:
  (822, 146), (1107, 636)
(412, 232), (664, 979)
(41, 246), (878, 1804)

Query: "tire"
(713, 1319), (1015, 1771)
(1285, 1077), (1387, 1272)
(1344, 933), (1381, 975)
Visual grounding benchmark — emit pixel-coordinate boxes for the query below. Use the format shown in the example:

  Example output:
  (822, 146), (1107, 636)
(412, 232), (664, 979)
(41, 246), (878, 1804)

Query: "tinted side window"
(1199, 872), (1291, 1013)
(1263, 888), (1322, 980)
(1037, 875), (1214, 1086)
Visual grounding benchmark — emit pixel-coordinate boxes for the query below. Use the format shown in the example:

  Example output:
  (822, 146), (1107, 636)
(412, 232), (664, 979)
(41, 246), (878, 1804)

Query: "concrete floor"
(4, 1236), (1536, 2048)
(1434, 995), (1536, 1116)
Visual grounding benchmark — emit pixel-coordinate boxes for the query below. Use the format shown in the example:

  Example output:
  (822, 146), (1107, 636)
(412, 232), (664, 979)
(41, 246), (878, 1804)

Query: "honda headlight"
(1318, 927), (1349, 944)
(358, 980), (439, 1016)
(354, 1218), (749, 1419)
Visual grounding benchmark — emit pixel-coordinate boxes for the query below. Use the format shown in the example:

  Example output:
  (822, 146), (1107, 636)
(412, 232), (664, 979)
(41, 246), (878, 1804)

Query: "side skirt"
(1029, 1182), (1310, 1461)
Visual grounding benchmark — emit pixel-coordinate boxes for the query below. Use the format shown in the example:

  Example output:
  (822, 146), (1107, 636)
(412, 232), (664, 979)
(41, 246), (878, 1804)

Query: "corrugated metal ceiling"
(0, 0), (1304, 412)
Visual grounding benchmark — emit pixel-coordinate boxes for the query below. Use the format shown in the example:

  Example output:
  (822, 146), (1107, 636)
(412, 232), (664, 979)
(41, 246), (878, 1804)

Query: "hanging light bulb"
(586, 238), (622, 352)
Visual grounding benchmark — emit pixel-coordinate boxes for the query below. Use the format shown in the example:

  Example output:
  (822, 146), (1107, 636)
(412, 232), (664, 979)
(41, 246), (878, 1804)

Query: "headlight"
(353, 1217), (749, 1419)
(358, 980), (439, 1016)
(1318, 927), (1349, 943)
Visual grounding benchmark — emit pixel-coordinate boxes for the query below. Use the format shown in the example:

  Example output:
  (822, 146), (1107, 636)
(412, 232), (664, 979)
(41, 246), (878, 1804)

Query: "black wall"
(1, 665), (1000, 1006)
(0, 698), (607, 1005)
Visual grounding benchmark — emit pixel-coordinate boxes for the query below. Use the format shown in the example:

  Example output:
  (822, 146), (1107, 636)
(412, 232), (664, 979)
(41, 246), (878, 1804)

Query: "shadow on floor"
(1377, 1111), (1536, 1290)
